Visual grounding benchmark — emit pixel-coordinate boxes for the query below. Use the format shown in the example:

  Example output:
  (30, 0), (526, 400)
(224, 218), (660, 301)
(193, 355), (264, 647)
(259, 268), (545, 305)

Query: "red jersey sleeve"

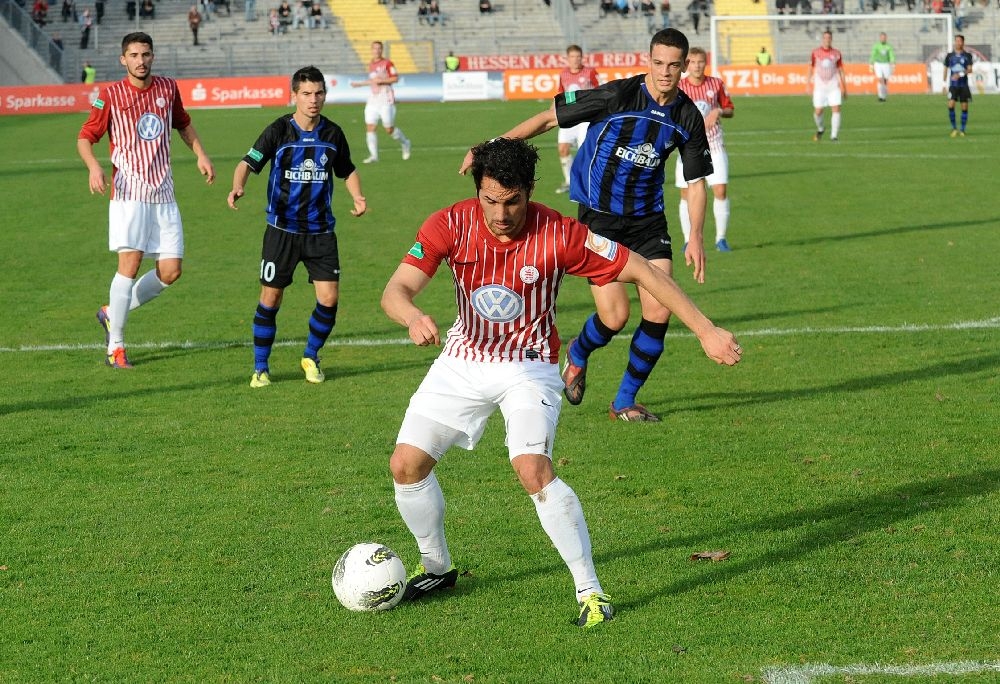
(401, 207), (452, 278)
(561, 216), (630, 286)
(78, 85), (112, 144)
(716, 78), (734, 111)
(171, 83), (192, 131)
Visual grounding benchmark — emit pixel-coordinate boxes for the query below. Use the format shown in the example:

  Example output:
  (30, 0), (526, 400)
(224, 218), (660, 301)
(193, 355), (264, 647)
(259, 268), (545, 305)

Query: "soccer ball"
(331, 542), (407, 612)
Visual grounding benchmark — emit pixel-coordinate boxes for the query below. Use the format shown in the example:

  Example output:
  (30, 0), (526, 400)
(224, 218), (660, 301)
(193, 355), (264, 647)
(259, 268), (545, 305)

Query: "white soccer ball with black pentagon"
(331, 542), (406, 611)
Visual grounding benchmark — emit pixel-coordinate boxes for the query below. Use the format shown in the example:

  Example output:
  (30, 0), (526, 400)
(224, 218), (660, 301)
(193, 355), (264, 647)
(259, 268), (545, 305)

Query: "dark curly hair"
(469, 137), (539, 195)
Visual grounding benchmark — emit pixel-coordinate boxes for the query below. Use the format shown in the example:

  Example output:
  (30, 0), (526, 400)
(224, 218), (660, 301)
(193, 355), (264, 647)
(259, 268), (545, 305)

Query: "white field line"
(1, 317), (998, 355)
(762, 660), (1000, 684)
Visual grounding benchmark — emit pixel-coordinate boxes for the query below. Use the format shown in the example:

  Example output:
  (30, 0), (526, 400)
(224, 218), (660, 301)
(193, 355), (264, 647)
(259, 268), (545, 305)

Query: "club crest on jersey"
(408, 242), (424, 258)
(614, 142), (659, 169)
(136, 113), (165, 141)
(585, 230), (619, 261)
(471, 284), (523, 323)
(519, 265), (539, 284)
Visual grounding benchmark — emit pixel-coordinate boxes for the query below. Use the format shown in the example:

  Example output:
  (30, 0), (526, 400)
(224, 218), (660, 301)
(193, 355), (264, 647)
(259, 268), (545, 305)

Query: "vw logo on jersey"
(695, 100), (712, 117)
(136, 113), (165, 141)
(471, 284), (523, 323)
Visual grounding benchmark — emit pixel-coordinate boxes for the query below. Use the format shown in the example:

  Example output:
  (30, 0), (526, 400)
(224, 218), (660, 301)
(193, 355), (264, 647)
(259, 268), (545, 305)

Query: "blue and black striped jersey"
(242, 114), (356, 234)
(555, 75), (712, 217)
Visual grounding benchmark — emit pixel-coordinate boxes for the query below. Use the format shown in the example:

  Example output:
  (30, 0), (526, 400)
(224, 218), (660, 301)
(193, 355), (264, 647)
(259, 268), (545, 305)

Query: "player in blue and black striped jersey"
(943, 34), (974, 137)
(228, 65), (367, 388)
(460, 28), (714, 423)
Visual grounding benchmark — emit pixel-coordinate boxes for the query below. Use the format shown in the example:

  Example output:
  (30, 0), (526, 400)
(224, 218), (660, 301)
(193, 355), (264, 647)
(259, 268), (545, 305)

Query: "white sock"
(390, 127), (409, 146)
(878, 82), (887, 99)
(831, 112), (841, 139)
(530, 478), (602, 600)
(678, 198), (691, 243)
(108, 272), (134, 352)
(366, 131), (378, 159)
(713, 198), (730, 243)
(814, 112), (824, 131)
(559, 155), (573, 185)
(394, 472), (451, 573)
(130, 270), (168, 310)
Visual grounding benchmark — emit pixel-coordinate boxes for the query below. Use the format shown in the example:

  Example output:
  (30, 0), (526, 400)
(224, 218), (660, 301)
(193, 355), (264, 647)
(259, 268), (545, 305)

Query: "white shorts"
(557, 121), (589, 148)
(364, 100), (396, 128)
(675, 146), (728, 188)
(396, 354), (563, 461)
(873, 62), (893, 80)
(108, 200), (184, 259)
(813, 81), (842, 109)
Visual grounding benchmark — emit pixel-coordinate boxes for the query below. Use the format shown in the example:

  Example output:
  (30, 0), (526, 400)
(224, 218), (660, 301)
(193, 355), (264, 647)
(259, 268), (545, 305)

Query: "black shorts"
(578, 207), (673, 261)
(948, 85), (972, 103)
(259, 224), (340, 289)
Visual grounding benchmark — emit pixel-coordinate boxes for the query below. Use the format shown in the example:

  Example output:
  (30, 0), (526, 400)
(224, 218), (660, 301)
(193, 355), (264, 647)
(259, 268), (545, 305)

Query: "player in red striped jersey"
(675, 46), (735, 252)
(349, 40), (412, 164)
(381, 137), (742, 626)
(78, 32), (215, 369)
(554, 45), (600, 194)
(808, 30), (846, 142)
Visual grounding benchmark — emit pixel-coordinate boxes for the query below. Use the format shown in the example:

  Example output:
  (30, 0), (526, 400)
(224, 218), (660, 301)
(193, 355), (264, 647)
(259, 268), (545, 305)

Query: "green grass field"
(1, 93), (998, 683)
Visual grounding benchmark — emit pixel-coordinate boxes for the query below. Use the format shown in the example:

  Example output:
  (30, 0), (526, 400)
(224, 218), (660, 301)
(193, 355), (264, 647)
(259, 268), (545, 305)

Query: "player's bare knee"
(511, 453), (555, 495)
(157, 266), (182, 284)
(389, 444), (435, 484)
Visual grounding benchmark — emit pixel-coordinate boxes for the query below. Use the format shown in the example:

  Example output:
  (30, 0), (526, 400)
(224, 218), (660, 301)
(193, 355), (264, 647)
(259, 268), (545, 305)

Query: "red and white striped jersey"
(367, 58), (398, 105)
(678, 75), (734, 150)
(402, 198), (630, 364)
(558, 66), (600, 95)
(78, 75), (192, 203)
(811, 46), (843, 85)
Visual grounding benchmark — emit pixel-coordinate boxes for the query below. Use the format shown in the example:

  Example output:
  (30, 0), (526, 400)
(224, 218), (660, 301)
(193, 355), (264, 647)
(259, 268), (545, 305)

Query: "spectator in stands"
(428, 0), (440, 24)
(686, 0), (705, 33)
(291, 0), (308, 27)
(600, 0), (614, 15)
(756, 45), (772, 64)
(614, 0), (629, 15)
(201, 0), (214, 20)
(50, 32), (64, 70)
(445, 51), (459, 71)
(417, 0), (429, 22)
(139, 0), (154, 18)
(60, 0), (75, 22)
(267, 6), (284, 32)
(277, 0), (292, 27)
(78, 8), (92, 48)
(245, 0), (255, 20)
(52, 31), (64, 49)
(81, 60), (96, 81)
(659, 0), (670, 27)
(821, 0), (836, 12)
(308, 1), (327, 27)
(216, 0), (230, 15)
(188, 4), (202, 44)
(126, 0), (136, 19)
(94, 0), (103, 22)
(479, 0), (492, 12)
(641, 0), (656, 31)
(32, 0), (49, 25)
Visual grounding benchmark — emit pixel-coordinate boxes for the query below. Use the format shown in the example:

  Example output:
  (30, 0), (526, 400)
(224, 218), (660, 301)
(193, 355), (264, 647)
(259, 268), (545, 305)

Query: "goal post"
(709, 13), (952, 68)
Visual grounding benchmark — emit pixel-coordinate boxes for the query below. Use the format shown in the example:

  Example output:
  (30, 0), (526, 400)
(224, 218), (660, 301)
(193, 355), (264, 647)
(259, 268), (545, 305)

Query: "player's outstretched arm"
(617, 252), (742, 366)
(382, 263), (440, 346)
(227, 160), (253, 210)
(459, 104), (559, 174)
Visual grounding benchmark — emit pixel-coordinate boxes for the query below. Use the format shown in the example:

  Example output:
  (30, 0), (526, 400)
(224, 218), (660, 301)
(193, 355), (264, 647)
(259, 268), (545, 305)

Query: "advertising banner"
(715, 63), (928, 96)
(461, 51), (648, 72)
(503, 67), (647, 100)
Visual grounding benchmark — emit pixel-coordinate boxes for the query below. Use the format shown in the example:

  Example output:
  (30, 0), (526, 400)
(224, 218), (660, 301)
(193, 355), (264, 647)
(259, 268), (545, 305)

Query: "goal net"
(709, 13), (953, 67)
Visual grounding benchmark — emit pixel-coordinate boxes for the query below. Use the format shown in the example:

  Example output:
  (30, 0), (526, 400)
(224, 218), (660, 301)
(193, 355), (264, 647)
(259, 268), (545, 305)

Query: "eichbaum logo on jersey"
(470, 285), (523, 323)
(283, 157), (329, 183)
(614, 142), (659, 169)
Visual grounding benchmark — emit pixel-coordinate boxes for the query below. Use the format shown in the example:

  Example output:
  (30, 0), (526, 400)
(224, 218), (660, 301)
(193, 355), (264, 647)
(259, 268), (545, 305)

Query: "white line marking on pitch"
(1, 317), (998, 354)
(762, 660), (1000, 684)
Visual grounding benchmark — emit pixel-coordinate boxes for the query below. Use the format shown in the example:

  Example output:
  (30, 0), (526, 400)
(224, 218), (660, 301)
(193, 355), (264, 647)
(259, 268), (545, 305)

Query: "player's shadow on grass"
(612, 467), (1000, 611)
(666, 350), (1000, 415)
(756, 216), (1000, 249)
